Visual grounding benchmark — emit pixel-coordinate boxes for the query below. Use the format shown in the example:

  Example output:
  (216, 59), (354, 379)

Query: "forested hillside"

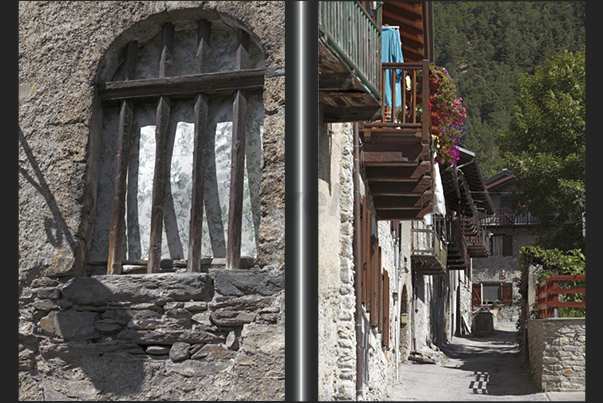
(433, 1), (585, 177)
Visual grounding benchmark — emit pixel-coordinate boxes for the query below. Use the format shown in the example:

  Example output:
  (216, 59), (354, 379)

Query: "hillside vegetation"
(433, 1), (585, 177)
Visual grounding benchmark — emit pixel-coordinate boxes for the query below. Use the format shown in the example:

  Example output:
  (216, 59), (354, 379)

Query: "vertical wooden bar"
(107, 100), (134, 275)
(107, 40), (137, 275)
(159, 23), (174, 78)
(226, 29), (249, 270)
(187, 20), (211, 273)
(422, 59), (430, 143)
(391, 69), (396, 123)
(147, 96), (171, 273)
(148, 23), (174, 273)
(412, 69), (417, 124)
(401, 68), (407, 124)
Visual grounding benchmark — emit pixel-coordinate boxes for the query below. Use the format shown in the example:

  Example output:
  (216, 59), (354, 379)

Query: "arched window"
(89, 19), (265, 274)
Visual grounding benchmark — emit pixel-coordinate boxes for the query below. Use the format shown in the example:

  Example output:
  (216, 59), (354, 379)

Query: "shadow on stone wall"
(37, 273), (213, 398)
(27, 270), (285, 400)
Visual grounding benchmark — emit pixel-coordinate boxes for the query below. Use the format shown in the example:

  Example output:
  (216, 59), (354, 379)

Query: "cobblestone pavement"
(387, 322), (585, 401)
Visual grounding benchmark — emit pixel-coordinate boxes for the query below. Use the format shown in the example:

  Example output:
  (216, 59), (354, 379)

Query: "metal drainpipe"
(353, 122), (364, 400)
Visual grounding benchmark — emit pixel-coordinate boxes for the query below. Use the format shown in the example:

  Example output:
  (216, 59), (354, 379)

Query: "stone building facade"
(19, 2), (285, 400)
(472, 170), (537, 322)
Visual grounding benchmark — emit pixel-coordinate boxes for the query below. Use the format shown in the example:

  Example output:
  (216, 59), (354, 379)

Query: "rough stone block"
(61, 273), (212, 306)
(211, 310), (256, 326)
(214, 269), (284, 297)
(39, 310), (98, 340)
(170, 342), (191, 362)
(146, 345), (170, 355)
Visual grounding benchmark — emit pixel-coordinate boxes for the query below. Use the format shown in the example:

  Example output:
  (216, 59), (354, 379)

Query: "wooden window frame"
(99, 21), (265, 274)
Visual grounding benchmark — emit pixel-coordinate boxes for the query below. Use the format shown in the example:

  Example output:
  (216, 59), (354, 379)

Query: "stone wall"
(19, 2), (285, 400)
(527, 318), (585, 392)
(19, 270), (285, 400)
(318, 121), (356, 400)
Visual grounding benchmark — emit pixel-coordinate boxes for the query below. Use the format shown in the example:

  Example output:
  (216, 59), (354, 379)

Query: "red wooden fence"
(537, 275), (585, 318)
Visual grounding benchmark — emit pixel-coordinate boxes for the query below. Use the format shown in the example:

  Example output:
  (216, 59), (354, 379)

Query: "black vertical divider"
(285, 1), (318, 401)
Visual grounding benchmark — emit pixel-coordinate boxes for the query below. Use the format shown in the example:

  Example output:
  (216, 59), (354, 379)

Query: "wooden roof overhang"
(319, 36), (382, 122)
(440, 148), (494, 219)
(382, 1), (434, 63)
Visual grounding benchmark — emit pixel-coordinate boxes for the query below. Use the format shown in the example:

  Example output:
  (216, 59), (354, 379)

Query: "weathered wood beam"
(107, 40), (137, 275)
(187, 20), (211, 273)
(148, 24), (174, 273)
(147, 95), (171, 273)
(226, 29), (249, 271)
(98, 69), (265, 103)
(373, 192), (432, 210)
(159, 23), (174, 78)
(365, 161), (431, 181)
(107, 100), (134, 275)
(376, 204), (432, 220)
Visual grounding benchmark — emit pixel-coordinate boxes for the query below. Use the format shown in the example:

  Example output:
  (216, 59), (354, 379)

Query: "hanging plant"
(428, 64), (468, 167)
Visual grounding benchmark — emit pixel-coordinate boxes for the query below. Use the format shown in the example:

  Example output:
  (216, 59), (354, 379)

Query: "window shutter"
(360, 197), (366, 305)
(383, 269), (390, 348)
(472, 283), (481, 306)
(502, 235), (513, 256)
(502, 283), (513, 305)
(370, 236), (378, 327)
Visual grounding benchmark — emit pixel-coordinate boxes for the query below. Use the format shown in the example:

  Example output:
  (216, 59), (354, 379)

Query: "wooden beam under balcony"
(377, 205), (432, 221)
(365, 161), (431, 182)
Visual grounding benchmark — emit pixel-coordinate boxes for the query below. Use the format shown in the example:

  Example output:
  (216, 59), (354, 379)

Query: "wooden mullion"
(187, 20), (212, 273)
(107, 40), (137, 275)
(360, 196), (366, 305)
(226, 29), (249, 270)
(148, 24), (174, 273)
(159, 23), (174, 78)
(107, 100), (134, 275)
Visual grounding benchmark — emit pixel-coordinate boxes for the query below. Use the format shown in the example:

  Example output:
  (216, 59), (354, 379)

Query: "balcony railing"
(447, 219), (468, 270)
(537, 275), (585, 318)
(318, 1), (382, 100)
(411, 217), (447, 274)
(362, 61), (431, 143)
(479, 209), (558, 227)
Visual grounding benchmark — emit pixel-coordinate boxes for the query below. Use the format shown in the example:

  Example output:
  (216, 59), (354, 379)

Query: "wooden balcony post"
(421, 59), (430, 143)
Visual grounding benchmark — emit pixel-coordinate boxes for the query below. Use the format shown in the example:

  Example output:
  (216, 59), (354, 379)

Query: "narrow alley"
(387, 322), (585, 401)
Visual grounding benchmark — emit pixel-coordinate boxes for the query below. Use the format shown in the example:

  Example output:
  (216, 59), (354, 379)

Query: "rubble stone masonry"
(527, 318), (585, 392)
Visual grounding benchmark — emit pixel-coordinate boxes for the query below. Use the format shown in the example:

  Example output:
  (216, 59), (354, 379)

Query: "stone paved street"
(387, 322), (585, 401)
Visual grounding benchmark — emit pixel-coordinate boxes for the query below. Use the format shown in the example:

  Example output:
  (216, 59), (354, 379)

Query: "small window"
(490, 234), (513, 257)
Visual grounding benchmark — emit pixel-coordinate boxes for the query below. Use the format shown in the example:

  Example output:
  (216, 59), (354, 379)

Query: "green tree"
(433, 1), (586, 177)
(498, 49), (585, 251)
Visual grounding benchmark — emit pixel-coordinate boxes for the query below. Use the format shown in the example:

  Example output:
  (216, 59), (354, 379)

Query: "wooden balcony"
(411, 217), (447, 275)
(447, 219), (468, 270)
(319, 1), (382, 122)
(360, 60), (433, 221)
